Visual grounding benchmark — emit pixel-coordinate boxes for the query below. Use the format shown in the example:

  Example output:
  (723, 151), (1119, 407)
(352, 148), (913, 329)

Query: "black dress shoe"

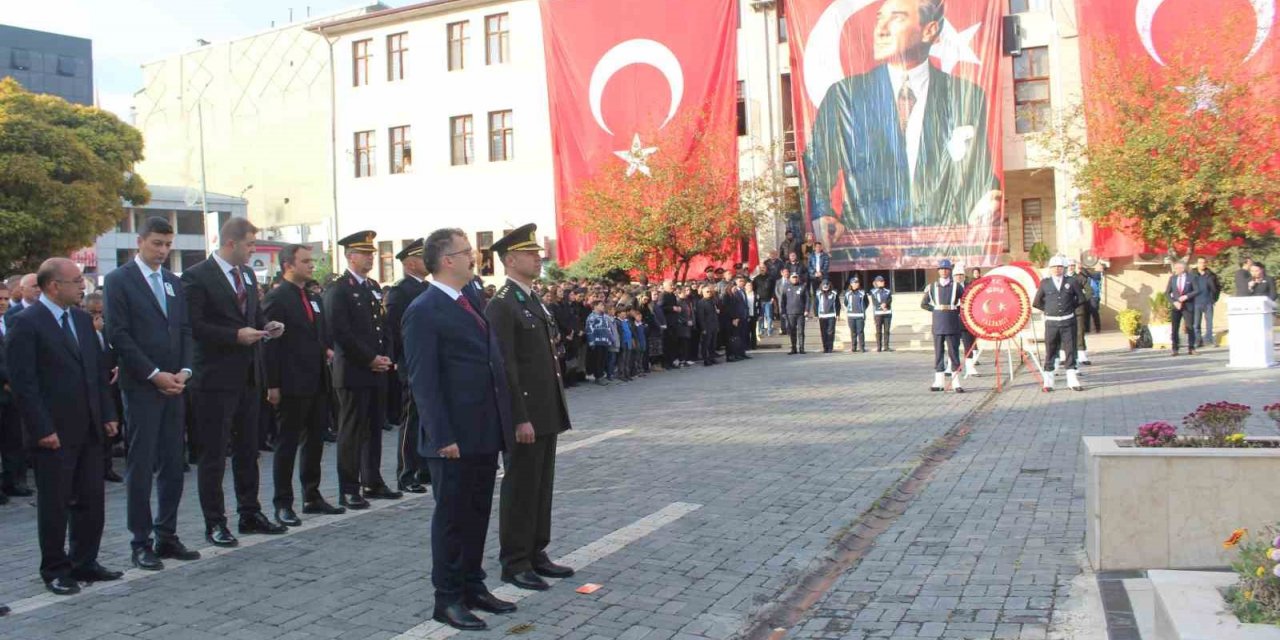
(4, 484), (33, 497)
(433, 603), (486, 631)
(398, 482), (428, 494)
(239, 512), (287, 535)
(466, 591), (517, 614)
(339, 493), (370, 510)
(0, 604), (10, 616)
(322, 429), (337, 443)
(533, 560), (575, 579)
(131, 546), (164, 570)
(104, 469), (123, 483)
(502, 569), (551, 591)
(302, 499), (346, 515)
(44, 576), (80, 596)
(155, 539), (201, 561)
(363, 486), (402, 500)
(275, 507), (302, 527)
(383, 423), (395, 432)
(205, 524), (239, 547)
(71, 562), (123, 582)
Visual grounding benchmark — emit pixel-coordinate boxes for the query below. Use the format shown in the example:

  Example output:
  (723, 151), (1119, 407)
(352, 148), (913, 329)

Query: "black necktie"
(61, 311), (79, 353)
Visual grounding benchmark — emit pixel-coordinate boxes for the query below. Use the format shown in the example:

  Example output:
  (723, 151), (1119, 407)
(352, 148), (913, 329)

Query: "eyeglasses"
(444, 249), (472, 258)
(55, 277), (85, 285)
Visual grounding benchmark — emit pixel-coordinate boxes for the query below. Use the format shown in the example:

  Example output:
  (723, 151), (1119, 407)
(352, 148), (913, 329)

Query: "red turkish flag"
(1076, 0), (1280, 258)
(539, 0), (739, 266)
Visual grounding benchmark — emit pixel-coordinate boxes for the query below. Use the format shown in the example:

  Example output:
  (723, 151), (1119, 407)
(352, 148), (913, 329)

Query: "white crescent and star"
(1136, 0), (1275, 65)
(588, 38), (685, 137)
(802, 0), (983, 106)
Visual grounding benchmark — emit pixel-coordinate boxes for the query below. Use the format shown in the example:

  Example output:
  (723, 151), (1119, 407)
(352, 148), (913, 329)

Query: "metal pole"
(198, 101), (211, 253)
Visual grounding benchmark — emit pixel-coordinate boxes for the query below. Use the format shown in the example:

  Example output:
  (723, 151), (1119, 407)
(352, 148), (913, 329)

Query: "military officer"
(870, 275), (893, 352)
(323, 231), (402, 510)
(921, 259), (965, 393)
(1033, 255), (1084, 391)
(485, 224), (575, 592)
(386, 239), (431, 494)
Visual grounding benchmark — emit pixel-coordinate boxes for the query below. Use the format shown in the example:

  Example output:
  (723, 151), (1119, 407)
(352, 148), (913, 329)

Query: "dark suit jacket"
(695, 298), (719, 333)
(323, 271), (389, 389)
(385, 275), (428, 382)
(806, 64), (999, 230)
(403, 285), (513, 458)
(0, 319), (11, 405)
(104, 260), (193, 391)
(262, 280), (327, 396)
(3, 300), (28, 324)
(5, 304), (116, 449)
(181, 255), (264, 391)
(1246, 277), (1277, 300)
(485, 280), (571, 437)
(722, 290), (748, 322)
(1165, 273), (1199, 309)
(778, 282), (809, 315)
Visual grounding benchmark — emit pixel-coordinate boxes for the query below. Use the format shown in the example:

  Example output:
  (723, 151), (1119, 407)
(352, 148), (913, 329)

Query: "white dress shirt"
(430, 280), (463, 301)
(887, 62), (931, 184)
(211, 251), (247, 294)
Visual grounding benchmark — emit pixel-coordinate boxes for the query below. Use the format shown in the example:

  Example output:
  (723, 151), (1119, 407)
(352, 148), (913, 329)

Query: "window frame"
(488, 110), (513, 162)
(389, 125), (411, 174)
(352, 39), (372, 87)
(450, 115), (474, 166)
(1013, 46), (1051, 134)
(1021, 198), (1044, 251)
(354, 130), (375, 178)
(386, 32), (408, 81)
(485, 13), (510, 65)
(736, 80), (748, 137)
(447, 21), (469, 71)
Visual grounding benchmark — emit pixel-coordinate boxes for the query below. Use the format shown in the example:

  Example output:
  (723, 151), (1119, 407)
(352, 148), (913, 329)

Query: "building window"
(1013, 46), (1051, 133)
(116, 249), (138, 268)
(781, 74), (796, 161)
(485, 13), (510, 65)
(489, 110), (513, 161)
(116, 211), (133, 233)
(378, 241), (394, 282)
(389, 125), (412, 174)
(387, 33), (407, 81)
(354, 130), (374, 177)
(180, 250), (205, 272)
(778, 0), (788, 43)
(10, 48), (31, 71)
(448, 21), (469, 71)
(352, 39), (372, 86)
(736, 81), (748, 137)
(1009, 0), (1050, 12)
(450, 115), (474, 166)
(1021, 198), (1044, 251)
(892, 269), (927, 293)
(175, 211), (203, 235)
(477, 231), (495, 276)
(56, 55), (77, 77)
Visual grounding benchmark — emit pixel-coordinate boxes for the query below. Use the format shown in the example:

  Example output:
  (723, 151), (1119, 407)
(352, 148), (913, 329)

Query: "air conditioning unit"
(783, 161), (798, 178)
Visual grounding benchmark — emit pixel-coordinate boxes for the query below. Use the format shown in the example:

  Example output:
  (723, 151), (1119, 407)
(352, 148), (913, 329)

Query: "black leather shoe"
(131, 546), (164, 570)
(383, 422), (395, 432)
(44, 576), (80, 596)
(302, 499), (346, 515)
(339, 493), (370, 510)
(205, 523), (239, 547)
(398, 482), (428, 494)
(533, 560), (575, 579)
(275, 507), (302, 527)
(71, 562), (123, 583)
(0, 604), (10, 616)
(3, 484), (33, 497)
(363, 486), (403, 500)
(155, 539), (201, 561)
(322, 429), (337, 443)
(501, 570), (551, 591)
(104, 469), (123, 483)
(239, 512), (287, 535)
(433, 603), (486, 631)
(465, 591), (517, 614)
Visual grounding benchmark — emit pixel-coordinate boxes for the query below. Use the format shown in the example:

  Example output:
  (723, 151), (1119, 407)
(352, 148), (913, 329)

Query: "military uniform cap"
(339, 230), (377, 253)
(714, 267), (725, 274)
(704, 267), (715, 273)
(491, 223), (542, 256)
(395, 238), (424, 261)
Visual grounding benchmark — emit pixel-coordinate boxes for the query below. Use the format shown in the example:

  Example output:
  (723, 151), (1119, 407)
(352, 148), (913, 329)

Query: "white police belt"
(818, 312), (837, 319)
(1044, 314), (1075, 322)
(874, 310), (892, 315)
(847, 312), (865, 318)
(933, 305), (956, 311)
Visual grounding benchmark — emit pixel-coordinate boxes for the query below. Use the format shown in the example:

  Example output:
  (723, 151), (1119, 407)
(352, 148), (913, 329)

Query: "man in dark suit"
(386, 239), (430, 495)
(324, 230), (402, 509)
(804, 0), (1001, 236)
(0, 280), (27, 504)
(1164, 260), (1199, 356)
(1191, 256), (1221, 348)
(3, 273), (37, 325)
(695, 285), (720, 366)
(264, 244), (345, 527)
(485, 224), (576, 594)
(722, 276), (750, 362)
(403, 228), (517, 631)
(6, 258), (123, 595)
(103, 216), (202, 569)
(83, 292), (124, 484)
(182, 217), (286, 547)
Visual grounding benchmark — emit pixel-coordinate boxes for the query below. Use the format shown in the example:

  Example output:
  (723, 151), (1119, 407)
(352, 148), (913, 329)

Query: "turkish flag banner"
(785, 0), (1005, 271)
(540, 0), (739, 267)
(1077, 0), (1280, 259)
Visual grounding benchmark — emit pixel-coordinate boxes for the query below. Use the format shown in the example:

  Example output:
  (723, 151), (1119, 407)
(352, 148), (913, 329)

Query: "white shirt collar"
(347, 269), (367, 285)
(134, 255), (164, 278)
(39, 293), (69, 315)
(887, 62), (930, 104)
(211, 251), (241, 276)
(430, 280), (463, 300)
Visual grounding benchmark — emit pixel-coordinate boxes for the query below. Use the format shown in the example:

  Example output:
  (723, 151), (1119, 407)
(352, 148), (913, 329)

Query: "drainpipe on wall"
(318, 25), (341, 275)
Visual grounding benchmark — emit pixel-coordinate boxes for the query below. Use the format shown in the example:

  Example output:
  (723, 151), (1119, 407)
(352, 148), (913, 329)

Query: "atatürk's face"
(873, 0), (937, 65)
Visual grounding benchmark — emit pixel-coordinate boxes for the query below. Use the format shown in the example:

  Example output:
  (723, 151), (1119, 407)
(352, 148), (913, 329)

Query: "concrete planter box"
(1084, 436), (1280, 570)
(1151, 570), (1280, 639)
(1149, 323), (1173, 348)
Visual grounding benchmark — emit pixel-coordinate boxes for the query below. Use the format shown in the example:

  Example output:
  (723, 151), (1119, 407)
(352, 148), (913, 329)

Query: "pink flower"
(1272, 564), (1280, 578)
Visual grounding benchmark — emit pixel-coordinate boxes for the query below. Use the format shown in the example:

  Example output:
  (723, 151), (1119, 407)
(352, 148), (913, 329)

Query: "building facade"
(0, 24), (92, 105)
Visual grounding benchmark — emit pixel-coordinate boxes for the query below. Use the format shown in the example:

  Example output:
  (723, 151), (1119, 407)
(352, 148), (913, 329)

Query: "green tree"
(0, 78), (149, 271)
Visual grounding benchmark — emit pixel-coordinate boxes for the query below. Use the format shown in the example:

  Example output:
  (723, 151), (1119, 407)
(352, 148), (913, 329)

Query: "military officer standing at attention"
(485, 224), (576, 592)
(386, 239), (430, 494)
(921, 259), (965, 393)
(1034, 255), (1085, 392)
(324, 231), (402, 510)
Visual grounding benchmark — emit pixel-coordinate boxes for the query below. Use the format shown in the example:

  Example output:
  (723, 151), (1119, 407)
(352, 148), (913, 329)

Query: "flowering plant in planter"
(1224, 527), (1280, 625)
(1183, 402), (1252, 447)
(1266, 403), (1280, 428)
(1133, 421), (1177, 447)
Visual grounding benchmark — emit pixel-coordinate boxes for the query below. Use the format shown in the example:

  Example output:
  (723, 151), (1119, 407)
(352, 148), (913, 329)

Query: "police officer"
(1033, 255), (1084, 391)
(843, 277), (871, 353)
(485, 224), (575, 592)
(323, 231), (402, 510)
(921, 259), (965, 393)
(386, 239), (430, 494)
(870, 275), (893, 352)
(815, 279), (839, 353)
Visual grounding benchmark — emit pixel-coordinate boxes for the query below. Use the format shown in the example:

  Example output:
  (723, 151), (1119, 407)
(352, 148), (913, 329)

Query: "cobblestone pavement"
(1, 333), (1277, 640)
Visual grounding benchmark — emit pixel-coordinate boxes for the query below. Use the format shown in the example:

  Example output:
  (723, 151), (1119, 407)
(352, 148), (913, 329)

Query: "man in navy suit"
(3, 273), (37, 325)
(6, 258), (122, 595)
(104, 216), (203, 570)
(1164, 260), (1199, 356)
(403, 228), (517, 631)
(0, 279), (28, 504)
(182, 217), (286, 547)
(804, 0), (1001, 237)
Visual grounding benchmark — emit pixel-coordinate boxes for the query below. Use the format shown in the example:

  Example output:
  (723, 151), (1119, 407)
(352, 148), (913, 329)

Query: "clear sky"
(4, 0), (388, 121)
